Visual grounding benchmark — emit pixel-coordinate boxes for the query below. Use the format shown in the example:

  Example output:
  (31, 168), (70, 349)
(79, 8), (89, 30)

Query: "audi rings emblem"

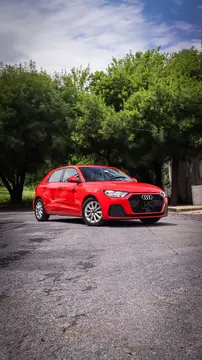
(141, 194), (153, 200)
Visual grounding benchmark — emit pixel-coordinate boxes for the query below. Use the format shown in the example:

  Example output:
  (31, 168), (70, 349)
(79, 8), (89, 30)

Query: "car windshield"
(79, 167), (134, 182)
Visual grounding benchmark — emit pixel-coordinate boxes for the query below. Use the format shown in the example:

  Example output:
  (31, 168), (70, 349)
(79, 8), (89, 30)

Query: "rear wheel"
(82, 198), (103, 226)
(140, 217), (161, 225)
(34, 198), (49, 222)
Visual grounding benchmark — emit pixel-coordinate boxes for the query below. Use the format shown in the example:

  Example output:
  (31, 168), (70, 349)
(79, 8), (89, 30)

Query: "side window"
(47, 169), (63, 183)
(62, 168), (79, 182)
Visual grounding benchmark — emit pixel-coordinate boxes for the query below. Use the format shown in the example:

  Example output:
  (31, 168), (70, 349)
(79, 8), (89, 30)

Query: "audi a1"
(33, 165), (168, 226)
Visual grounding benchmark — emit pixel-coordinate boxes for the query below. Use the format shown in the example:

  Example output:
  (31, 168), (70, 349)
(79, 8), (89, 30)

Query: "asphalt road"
(0, 212), (201, 360)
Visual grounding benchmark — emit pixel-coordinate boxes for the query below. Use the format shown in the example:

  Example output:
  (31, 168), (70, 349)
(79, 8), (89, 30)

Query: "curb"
(169, 206), (202, 213)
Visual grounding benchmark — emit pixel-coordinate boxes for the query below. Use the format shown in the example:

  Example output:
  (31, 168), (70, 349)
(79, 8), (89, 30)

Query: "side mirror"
(132, 177), (137, 182)
(67, 176), (80, 183)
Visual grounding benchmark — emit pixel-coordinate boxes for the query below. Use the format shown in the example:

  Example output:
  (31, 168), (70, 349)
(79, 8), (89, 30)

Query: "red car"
(33, 165), (168, 226)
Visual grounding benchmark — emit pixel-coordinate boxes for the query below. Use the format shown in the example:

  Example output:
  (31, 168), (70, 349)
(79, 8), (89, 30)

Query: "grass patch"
(0, 186), (35, 205)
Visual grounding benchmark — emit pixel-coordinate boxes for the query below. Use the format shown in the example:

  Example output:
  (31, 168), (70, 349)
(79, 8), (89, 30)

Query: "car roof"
(61, 164), (114, 168)
(77, 165), (113, 168)
(51, 164), (115, 172)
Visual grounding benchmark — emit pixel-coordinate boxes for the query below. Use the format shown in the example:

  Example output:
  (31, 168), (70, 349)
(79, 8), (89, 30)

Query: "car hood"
(84, 181), (163, 194)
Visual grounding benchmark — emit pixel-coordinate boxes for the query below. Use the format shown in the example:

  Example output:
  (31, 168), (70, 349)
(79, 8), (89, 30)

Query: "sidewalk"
(168, 205), (202, 214)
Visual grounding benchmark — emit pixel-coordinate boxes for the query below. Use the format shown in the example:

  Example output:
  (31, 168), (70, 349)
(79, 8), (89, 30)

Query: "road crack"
(148, 228), (179, 255)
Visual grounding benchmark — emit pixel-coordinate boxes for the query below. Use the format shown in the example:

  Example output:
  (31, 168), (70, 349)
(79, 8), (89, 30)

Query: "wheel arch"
(82, 194), (98, 208)
(81, 194), (103, 226)
(34, 196), (42, 205)
(34, 196), (48, 212)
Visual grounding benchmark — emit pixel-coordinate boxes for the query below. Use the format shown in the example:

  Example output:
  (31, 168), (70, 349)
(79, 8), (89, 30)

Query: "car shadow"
(49, 217), (177, 227)
(49, 217), (84, 224)
(104, 221), (177, 228)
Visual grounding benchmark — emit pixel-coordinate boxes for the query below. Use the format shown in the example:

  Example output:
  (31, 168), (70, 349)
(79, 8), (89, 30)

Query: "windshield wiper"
(110, 176), (127, 180)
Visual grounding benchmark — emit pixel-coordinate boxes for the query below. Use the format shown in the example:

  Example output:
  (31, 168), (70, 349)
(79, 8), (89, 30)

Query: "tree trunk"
(104, 148), (112, 166)
(0, 168), (26, 205)
(10, 186), (23, 204)
(170, 156), (179, 206)
(136, 167), (153, 184)
(12, 170), (26, 204)
(154, 162), (163, 188)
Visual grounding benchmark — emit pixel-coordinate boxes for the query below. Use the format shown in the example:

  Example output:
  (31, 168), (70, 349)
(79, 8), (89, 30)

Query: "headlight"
(104, 190), (128, 198)
(160, 190), (166, 197)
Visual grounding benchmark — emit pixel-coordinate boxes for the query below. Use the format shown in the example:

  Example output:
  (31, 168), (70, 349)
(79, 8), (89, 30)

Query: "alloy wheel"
(84, 200), (103, 225)
(34, 199), (49, 222)
(35, 200), (44, 220)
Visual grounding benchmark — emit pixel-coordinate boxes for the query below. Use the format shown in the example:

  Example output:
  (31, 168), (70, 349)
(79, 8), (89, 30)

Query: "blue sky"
(0, 0), (201, 73)
(143, 0), (201, 46)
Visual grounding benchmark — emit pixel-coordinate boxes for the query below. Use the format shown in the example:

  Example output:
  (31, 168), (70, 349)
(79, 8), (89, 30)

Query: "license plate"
(143, 201), (153, 209)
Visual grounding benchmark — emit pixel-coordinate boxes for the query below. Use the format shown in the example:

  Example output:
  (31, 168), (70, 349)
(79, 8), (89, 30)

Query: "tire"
(34, 198), (50, 222)
(140, 217), (161, 225)
(82, 197), (103, 226)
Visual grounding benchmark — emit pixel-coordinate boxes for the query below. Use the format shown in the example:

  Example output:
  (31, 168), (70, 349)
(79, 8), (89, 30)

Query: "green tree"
(90, 48), (166, 112)
(70, 65), (91, 92)
(89, 48), (168, 183)
(0, 61), (75, 203)
(123, 87), (168, 186)
(1, 47), (201, 207)
(95, 47), (202, 201)
(71, 91), (117, 164)
(161, 48), (202, 204)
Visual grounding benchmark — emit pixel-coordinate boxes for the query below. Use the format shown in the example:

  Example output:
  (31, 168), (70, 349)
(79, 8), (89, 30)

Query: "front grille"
(108, 204), (126, 217)
(129, 194), (163, 213)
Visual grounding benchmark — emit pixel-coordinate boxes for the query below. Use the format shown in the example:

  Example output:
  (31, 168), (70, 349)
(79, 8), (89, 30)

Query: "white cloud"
(0, 0), (199, 73)
(198, 5), (202, 10)
(173, 21), (197, 32)
(164, 39), (201, 54)
(173, 0), (184, 6)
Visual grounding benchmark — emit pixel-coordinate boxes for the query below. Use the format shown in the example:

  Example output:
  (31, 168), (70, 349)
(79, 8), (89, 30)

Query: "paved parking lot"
(0, 212), (201, 360)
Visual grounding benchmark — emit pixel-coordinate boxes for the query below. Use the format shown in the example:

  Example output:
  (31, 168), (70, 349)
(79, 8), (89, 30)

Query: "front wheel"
(34, 198), (49, 222)
(82, 198), (103, 226)
(140, 217), (161, 225)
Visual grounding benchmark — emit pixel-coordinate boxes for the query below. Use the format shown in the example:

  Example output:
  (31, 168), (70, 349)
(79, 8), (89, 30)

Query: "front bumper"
(100, 193), (168, 220)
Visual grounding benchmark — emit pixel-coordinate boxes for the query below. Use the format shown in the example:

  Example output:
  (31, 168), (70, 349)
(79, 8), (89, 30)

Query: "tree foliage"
(0, 48), (202, 205)
(0, 62), (76, 202)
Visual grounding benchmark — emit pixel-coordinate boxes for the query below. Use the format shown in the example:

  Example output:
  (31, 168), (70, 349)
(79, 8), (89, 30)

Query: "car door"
(57, 167), (81, 215)
(45, 169), (64, 213)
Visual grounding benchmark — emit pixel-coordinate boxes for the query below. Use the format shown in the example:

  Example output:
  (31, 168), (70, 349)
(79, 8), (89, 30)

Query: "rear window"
(47, 169), (63, 182)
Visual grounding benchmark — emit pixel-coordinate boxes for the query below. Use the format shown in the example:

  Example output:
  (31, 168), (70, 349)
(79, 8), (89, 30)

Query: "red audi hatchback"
(33, 165), (168, 226)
